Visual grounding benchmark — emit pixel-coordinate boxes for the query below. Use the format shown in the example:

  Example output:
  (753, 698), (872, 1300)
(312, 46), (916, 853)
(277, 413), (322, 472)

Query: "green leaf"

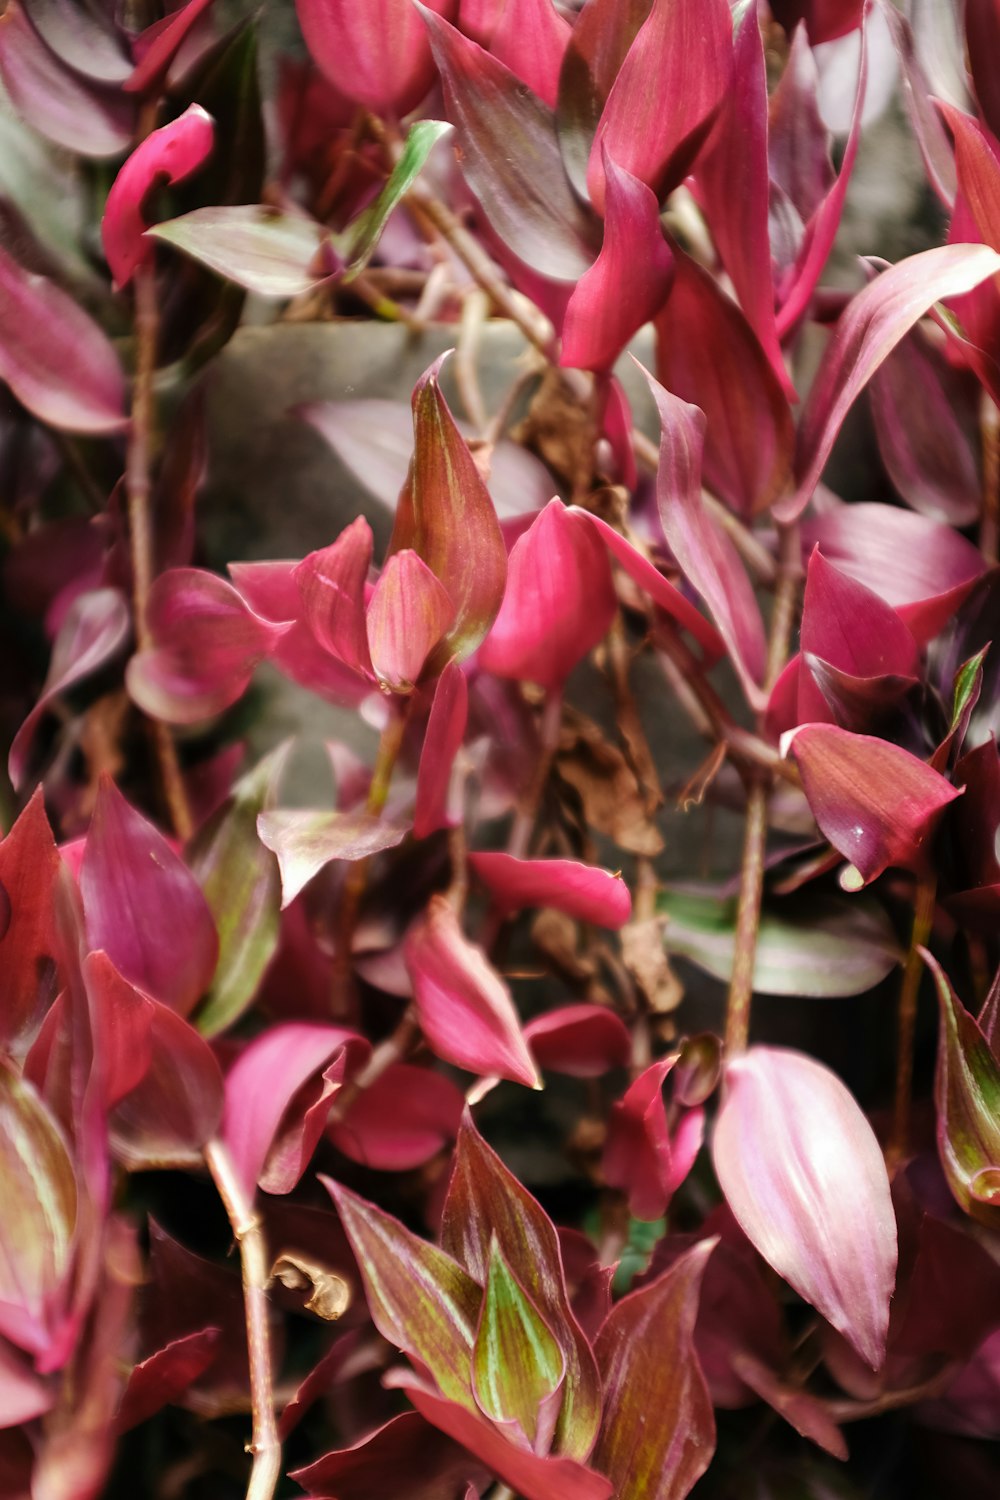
(322, 1176), (481, 1409)
(0, 1059), (77, 1353)
(593, 1239), (716, 1500)
(951, 645), (988, 736)
(191, 745), (289, 1037)
(927, 950), (1000, 1226)
(657, 888), (901, 998)
(441, 1115), (602, 1461)
(344, 120), (452, 281)
(473, 1236), (565, 1452)
(149, 206), (338, 298)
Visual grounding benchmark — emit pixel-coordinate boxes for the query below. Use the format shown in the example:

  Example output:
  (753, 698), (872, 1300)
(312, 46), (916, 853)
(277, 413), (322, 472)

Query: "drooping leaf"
(472, 1237), (566, 1453)
(524, 1005), (631, 1079)
(469, 852), (631, 928)
(592, 1238), (716, 1500)
(189, 746), (289, 1037)
(257, 807), (409, 908)
(148, 205), (340, 297)
(928, 951), (1000, 1225)
(405, 896), (540, 1089)
(712, 1046), (897, 1368)
(657, 887), (901, 997)
(115, 1329), (221, 1434)
(390, 354), (507, 667)
(344, 119), (452, 278)
(0, 246), (128, 434)
(603, 1058), (704, 1222)
(322, 1176), (481, 1408)
(291, 1411), (486, 1500)
(80, 777), (219, 1017)
(421, 6), (600, 280)
(441, 1115), (603, 1461)
(328, 1062), (465, 1171)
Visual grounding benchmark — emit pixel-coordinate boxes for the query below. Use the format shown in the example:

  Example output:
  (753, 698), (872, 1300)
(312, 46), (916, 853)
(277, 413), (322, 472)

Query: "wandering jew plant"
(0, 0), (999, 1495)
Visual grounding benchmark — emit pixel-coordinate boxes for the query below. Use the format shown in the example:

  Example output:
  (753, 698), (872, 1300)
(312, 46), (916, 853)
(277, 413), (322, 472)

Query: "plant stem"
(980, 390), (999, 564)
(328, 1006), (420, 1124)
(890, 877), (937, 1162)
(203, 1139), (280, 1500)
(507, 689), (563, 859)
(724, 777), (769, 1055)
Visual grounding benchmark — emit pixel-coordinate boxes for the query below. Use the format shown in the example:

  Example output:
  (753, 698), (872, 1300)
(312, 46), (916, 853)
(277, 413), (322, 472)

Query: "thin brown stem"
(507, 689), (563, 859)
(766, 521), (803, 692)
(890, 877), (937, 1163)
(980, 390), (999, 564)
(203, 1139), (280, 1500)
(327, 1006), (420, 1124)
(724, 777), (769, 1054)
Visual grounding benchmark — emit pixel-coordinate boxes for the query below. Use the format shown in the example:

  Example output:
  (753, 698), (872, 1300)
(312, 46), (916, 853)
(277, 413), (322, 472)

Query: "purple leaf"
(328, 1062), (465, 1171)
(21, 0), (131, 84)
(654, 249), (795, 518)
(405, 896), (540, 1089)
(296, 0), (452, 116)
(116, 1329), (221, 1434)
(126, 568), (289, 726)
(966, 0), (1000, 143)
(414, 660), (469, 839)
(291, 1410), (485, 1500)
(587, 0), (733, 213)
(554, 0), (653, 199)
(768, 23), (835, 232)
(80, 776), (218, 1016)
(712, 1045), (896, 1368)
(222, 1023), (369, 1194)
(524, 1004), (632, 1079)
(784, 243), (1000, 519)
(102, 104), (214, 288)
(469, 852), (631, 928)
(783, 723), (962, 883)
(390, 354), (507, 666)
(0, 788), (60, 1055)
(421, 6), (600, 280)
(561, 152), (673, 373)
(603, 1058), (704, 1221)
(882, 4), (956, 206)
(0, 246), (128, 434)
(125, 0), (218, 93)
(257, 807), (409, 908)
(592, 1239), (716, 1500)
(645, 370), (768, 707)
(490, 0), (569, 109)
(148, 205), (340, 298)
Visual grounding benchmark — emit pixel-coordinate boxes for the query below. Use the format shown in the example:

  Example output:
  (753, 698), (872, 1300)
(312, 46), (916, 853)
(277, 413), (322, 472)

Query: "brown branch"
(890, 877), (937, 1163)
(203, 1139), (280, 1500)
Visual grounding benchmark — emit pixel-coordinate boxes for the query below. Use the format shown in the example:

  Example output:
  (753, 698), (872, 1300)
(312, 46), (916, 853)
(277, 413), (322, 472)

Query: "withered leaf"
(271, 1253), (351, 1321)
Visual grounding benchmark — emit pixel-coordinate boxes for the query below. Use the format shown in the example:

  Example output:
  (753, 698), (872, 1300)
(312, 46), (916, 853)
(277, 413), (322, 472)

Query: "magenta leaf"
(783, 723), (961, 883)
(323, 1176), (481, 1407)
(102, 104), (214, 288)
(295, 516), (375, 678)
(257, 807), (409, 908)
(645, 370), (767, 706)
(489, 0), (570, 108)
(441, 1115), (602, 1461)
(0, 1), (135, 157)
(784, 243), (1000, 519)
(80, 776), (218, 1017)
(296, 0), (450, 116)
(328, 1062), (465, 1171)
(477, 499), (617, 689)
(654, 249), (795, 517)
(603, 1058), (704, 1221)
(126, 568), (289, 726)
(366, 549), (455, 693)
(966, 0), (1000, 142)
(148, 205), (340, 297)
(469, 852), (631, 928)
(389, 354), (507, 666)
(0, 787), (61, 1055)
(561, 152), (673, 373)
(0, 1057), (77, 1361)
(927, 952), (1000, 1225)
(405, 896), (540, 1089)
(414, 660), (469, 839)
(421, 6), (600, 280)
(939, 103), (1000, 253)
(472, 1236), (566, 1453)
(586, 0), (733, 212)
(116, 1328), (221, 1434)
(222, 1023), (369, 1195)
(291, 1410), (485, 1500)
(592, 1238), (716, 1500)
(712, 1045), (896, 1368)
(125, 0), (218, 95)
(523, 1005), (631, 1079)
(0, 245), (128, 434)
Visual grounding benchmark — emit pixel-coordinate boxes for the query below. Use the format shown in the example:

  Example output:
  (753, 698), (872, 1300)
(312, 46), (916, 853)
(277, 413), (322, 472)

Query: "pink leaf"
(783, 243), (1000, 519)
(469, 852), (631, 928)
(222, 1023), (369, 1195)
(561, 152), (674, 373)
(966, 0), (1000, 143)
(414, 660), (469, 839)
(405, 896), (540, 1088)
(654, 249), (795, 517)
(524, 1004), (631, 1079)
(783, 723), (962, 883)
(712, 1045), (896, 1368)
(80, 777), (218, 1016)
(477, 499), (617, 689)
(0, 1337), (55, 1427)
(645, 370), (768, 707)
(366, 550), (455, 693)
(328, 1062), (465, 1170)
(296, 0), (452, 116)
(125, 0), (217, 95)
(294, 517), (375, 678)
(257, 807), (409, 908)
(291, 1410), (485, 1500)
(603, 1058), (704, 1221)
(0, 245), (128, 434)
(102, 104), (214, 288)
(489, 0), (569, 108)
(587, 0), (733, 212)
(592, 1239), (716, 1500)
(939, 102), (1000, 253)
(231, 558), (371, 706)
(0, 788), (61, 1055)
(126, 568), (289, 726)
